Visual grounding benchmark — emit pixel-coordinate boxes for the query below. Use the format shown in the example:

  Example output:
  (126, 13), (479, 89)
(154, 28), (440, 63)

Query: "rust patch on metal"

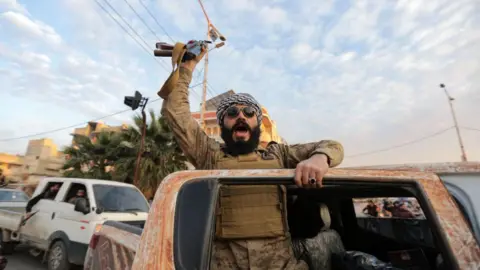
(346, 161), (480, 173)
(84, 224), (140, 270)
(132, 169), (480, 270)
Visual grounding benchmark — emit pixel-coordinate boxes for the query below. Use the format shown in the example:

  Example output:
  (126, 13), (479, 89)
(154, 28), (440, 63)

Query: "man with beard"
(159, 43), (344, 270)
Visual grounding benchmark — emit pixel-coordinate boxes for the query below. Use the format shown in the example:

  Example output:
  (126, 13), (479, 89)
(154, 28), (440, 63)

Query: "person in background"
(25, 183), (61, 213)
(68, 189), (86, 205)
(362, 200), (380, 217)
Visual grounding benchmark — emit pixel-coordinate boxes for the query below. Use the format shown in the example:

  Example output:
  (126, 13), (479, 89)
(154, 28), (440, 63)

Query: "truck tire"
(0, 242), (14, 255)
(47, 241), (71, 270)
(0, 231), (14, 255)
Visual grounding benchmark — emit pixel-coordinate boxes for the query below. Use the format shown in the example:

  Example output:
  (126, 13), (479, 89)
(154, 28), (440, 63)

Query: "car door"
(54, 182), (97, 245)
(20, 181), (65, 247)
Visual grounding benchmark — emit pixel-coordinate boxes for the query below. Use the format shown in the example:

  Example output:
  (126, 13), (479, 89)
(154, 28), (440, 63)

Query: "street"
(4, 245), (46, 270)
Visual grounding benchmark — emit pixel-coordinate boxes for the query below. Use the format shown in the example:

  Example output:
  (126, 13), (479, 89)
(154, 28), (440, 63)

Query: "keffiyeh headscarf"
(216, 93), (263, 126)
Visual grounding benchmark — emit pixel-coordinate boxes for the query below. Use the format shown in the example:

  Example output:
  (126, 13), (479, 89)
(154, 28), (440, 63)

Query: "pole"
(198, 0), (210, 131)
(439, 84), (467, 162)
(133, 98), (148, 187)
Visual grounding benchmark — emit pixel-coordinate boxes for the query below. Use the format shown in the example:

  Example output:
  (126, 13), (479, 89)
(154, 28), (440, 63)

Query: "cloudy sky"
(0, 0), (479, 167)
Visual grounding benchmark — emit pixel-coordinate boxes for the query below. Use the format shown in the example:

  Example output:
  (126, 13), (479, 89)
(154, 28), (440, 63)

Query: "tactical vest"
(214, 150), (288, 240)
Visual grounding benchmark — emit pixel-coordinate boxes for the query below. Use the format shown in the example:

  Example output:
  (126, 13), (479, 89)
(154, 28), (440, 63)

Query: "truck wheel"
(47, 241), (71, 270)
(1, 242), (14, 255)
(0, 231), (15, 255)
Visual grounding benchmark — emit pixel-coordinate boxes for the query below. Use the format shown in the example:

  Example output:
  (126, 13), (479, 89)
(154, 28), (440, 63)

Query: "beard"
(220, 119), (261, 156)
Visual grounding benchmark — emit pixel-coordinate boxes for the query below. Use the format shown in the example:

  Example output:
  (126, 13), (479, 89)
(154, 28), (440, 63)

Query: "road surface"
(4, 245), (46, 270)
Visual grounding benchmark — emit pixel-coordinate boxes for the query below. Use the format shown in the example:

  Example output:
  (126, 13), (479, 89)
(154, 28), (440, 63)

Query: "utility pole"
(439, 84), (467, 162)
(198, 0), (211, 131)
(200, 26), (210, 130)
(197, 0), (226, 130)
(124, 90), (149, 186)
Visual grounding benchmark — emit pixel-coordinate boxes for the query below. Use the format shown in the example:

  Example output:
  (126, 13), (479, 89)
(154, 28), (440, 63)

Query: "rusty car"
(84, 165), (480, 270)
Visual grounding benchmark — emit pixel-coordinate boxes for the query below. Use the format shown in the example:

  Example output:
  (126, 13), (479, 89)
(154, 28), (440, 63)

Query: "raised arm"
(160, 66), (218, 169)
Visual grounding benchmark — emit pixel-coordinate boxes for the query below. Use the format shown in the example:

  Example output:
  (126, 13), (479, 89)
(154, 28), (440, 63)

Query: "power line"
(461, 126), (480, 132)
(137, 0), (174, 43)
(121, 0), (221, 99)
(345, 126), (454, 158)
(93, 0), (167, 71)
(0, 99), (159, 142)
(0, 82), (204, 142)
(109, 0), (210, 101)
(121, 0), (162, 41)
(94, 0), (203, 101)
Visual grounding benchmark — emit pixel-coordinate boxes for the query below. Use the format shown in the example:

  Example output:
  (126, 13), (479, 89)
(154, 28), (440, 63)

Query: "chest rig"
(214, 150), (289, 240)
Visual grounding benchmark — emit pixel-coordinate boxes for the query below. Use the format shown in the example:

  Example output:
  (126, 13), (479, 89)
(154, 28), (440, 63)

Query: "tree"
(112, 109), (187, 193)
(62, 131), (121, 180)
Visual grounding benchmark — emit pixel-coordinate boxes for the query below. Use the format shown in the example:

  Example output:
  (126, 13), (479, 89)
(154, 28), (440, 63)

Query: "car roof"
(39, 177), (136, 188)
(0, 188), (25, 192)
(345, 161), (480, 174)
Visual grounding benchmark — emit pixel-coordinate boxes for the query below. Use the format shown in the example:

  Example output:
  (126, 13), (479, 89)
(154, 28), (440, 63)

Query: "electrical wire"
(461, 126), (480, 132)
(94, 0), (168, 72)
(94, 0), (203, 101)
(115, 0), (212, 100)
(345, 126), (455, 158)
(137, 0), (175, 43)
(0, 82), (204, 142)
(0, 101), (158, 142)
(121, 0), (163, 41)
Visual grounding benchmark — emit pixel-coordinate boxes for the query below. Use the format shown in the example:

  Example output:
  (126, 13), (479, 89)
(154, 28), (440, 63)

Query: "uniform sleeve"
(160, 67), (219, 169)
(270, 140), (344, 168)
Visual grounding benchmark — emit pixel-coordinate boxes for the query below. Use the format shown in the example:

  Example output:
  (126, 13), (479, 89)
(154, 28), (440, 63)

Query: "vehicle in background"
(84, 166), (480, 270)
(0, 188), (30, 213)
(0, 177), (150, 270)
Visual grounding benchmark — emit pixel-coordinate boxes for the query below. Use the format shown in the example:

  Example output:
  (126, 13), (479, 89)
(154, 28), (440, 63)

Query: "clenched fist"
(181, 42), (208, 72)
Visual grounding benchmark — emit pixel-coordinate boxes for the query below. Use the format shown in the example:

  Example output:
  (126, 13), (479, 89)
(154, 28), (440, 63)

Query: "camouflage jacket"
(161, 67), (345, 169)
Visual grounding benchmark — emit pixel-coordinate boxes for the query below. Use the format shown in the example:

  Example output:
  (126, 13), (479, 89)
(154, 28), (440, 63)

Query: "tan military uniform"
(160, 67), (345, 270)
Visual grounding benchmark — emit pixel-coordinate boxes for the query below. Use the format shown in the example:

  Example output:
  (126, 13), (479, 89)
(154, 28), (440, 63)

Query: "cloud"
(1, 11), (62, 45)
(0, 0), (28, 15)
(0, 0), (479, 168)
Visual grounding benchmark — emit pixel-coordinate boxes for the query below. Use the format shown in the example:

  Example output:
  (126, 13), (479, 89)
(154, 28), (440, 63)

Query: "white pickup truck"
(0, 177), (150, 270)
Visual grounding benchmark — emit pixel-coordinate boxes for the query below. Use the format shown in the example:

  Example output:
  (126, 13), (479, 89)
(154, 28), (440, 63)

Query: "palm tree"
(63, 131), (121, 180)
(113, 109), (187, 193)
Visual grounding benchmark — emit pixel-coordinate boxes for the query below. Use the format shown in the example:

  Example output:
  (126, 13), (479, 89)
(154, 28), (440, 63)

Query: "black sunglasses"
(225, 106), (256, 118)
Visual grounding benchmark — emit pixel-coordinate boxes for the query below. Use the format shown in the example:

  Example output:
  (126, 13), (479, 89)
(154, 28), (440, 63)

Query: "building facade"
(71, 121), (128, 145)
(0, 153), (23, 181)
(0, 138), (66, 184)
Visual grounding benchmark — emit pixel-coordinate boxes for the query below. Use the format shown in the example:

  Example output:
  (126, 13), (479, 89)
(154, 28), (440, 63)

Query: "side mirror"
(74, 199), (90, 215)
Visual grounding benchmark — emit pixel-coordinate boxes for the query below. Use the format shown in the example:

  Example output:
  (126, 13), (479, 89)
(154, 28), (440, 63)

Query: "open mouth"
(233, 125), (250, 137)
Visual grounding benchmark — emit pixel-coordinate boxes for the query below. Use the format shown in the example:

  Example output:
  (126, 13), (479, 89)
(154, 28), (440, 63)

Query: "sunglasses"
(225, 106), (256, 118)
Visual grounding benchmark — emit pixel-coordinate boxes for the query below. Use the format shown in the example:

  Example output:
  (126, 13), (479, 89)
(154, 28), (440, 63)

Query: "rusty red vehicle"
(84, 163), (480, 270)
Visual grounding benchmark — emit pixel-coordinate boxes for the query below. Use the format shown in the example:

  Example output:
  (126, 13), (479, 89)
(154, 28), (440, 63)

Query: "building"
(191, 90), (283, 148)
(71, 121), (128, 145)
(0, 153), (23, 182)
(21, 138), (66, 184)
(0, 138), (66, 184)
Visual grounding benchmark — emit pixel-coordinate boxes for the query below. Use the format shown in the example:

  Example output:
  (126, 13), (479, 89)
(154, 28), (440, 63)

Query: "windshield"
(92, 184), (149, 213)
(0, 190), (30, 202)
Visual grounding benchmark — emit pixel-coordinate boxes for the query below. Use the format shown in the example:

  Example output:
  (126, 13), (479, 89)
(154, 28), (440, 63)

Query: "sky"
(0, 0), (479, 167)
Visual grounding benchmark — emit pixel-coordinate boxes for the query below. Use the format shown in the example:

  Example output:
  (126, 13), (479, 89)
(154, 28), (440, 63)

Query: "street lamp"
(439, 84), (467, 162)
(124, 91), (149, 186)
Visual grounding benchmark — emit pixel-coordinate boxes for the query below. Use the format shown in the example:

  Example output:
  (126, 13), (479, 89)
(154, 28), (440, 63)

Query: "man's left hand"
(294, 154), (329, 188)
